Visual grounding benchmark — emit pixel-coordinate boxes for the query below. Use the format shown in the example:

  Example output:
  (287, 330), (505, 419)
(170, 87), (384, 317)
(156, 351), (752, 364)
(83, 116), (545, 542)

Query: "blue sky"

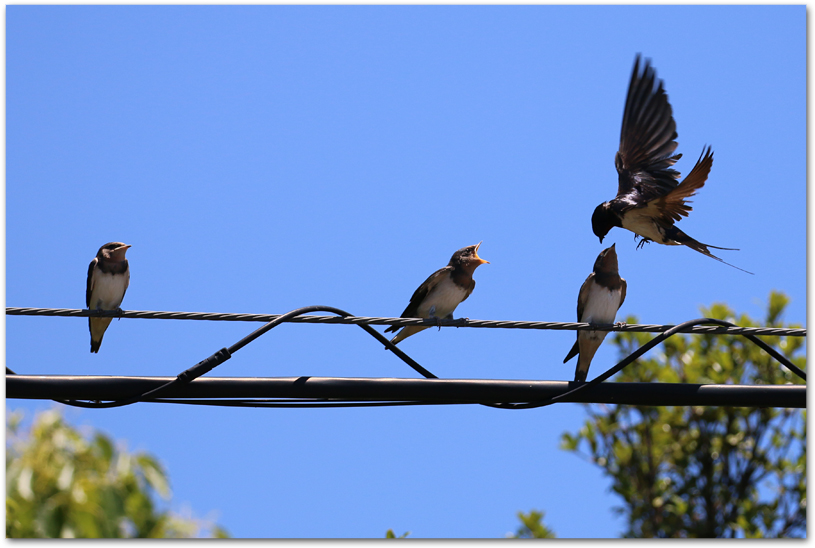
(5, 5), (805, 538)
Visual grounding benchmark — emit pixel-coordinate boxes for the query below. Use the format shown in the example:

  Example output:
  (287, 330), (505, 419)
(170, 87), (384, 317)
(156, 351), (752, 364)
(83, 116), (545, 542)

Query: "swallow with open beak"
(86, 242), (131, 353)
(385, 242), (489, 345)
(590, 55), (750, 273)
(563, 244), (626, 383)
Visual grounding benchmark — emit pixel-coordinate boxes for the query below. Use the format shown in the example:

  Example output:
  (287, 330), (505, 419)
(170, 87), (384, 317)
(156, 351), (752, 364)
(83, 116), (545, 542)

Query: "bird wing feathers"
(385, 266), (453, 333)
(652, 147), (713, 224)
(619, 277), (627, 309)
(615, 55), (682, 208)
(563, 273), (594, 363)
(563, 340), (580, 364)
(575, 272), (593, 323)
(86, 258), (97, 308)
(459, 279), (475, 304)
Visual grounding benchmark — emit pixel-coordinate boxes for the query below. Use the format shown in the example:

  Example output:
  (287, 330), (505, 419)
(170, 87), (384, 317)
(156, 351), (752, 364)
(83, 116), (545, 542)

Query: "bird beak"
(599, 236), (604, 244)
(607, 243), (617, 257)
(114, 244), (132, 257)
(474, 241), (489, 264)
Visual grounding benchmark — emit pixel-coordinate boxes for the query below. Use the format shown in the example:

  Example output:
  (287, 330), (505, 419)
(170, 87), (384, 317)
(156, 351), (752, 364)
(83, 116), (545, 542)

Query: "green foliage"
(6, 408), (229, 538)
(385, 529), (410, 538)
(561, 291), (806, 538)
(509, 510), (556, 538)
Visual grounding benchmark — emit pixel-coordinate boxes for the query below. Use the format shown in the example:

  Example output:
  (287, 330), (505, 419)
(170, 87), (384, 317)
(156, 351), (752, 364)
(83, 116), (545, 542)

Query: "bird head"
(591, 203), (617, 243)
(450, 241), (490, 272)
(98, 242), (131, 262)
(593, 243), (619, 274)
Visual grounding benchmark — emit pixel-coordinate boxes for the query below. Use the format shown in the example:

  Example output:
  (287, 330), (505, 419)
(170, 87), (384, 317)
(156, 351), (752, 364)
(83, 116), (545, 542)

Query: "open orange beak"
(474, 241), (489, 264)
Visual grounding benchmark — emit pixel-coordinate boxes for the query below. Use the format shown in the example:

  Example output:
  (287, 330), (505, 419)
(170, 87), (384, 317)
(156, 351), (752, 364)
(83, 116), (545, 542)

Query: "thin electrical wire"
(6, 307), (807, 337)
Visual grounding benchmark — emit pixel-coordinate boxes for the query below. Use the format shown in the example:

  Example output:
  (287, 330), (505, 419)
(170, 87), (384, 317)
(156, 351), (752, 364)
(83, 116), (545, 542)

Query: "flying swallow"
(563, 244), (626, 383)
(590, 55), (750, 273)
(86, 242), (131, 353)
(385, 243), (489, 345)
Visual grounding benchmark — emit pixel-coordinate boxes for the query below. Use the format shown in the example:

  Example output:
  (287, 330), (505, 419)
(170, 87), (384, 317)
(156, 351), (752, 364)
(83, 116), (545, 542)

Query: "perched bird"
(591, 55), (750, 273)
(563, 244), (626, 383)
(86, 242), (131, 353)
(385, 243), (489, 345)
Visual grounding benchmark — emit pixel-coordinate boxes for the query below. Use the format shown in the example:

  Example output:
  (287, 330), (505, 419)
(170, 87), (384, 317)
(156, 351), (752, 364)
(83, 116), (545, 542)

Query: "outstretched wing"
(614, 55), (682, 207)
(385, 266), (453, 333)
(652, 146), (713, 224)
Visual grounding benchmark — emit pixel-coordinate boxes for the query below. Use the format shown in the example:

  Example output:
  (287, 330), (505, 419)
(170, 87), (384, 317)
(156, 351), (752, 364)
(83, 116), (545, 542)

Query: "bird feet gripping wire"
(428, 315), (443, 331)
(434, 313), (459, 331)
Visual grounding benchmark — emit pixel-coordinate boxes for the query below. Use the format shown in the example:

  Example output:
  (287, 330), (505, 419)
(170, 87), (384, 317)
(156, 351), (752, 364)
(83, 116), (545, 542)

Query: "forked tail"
(668, 226), (753, 274)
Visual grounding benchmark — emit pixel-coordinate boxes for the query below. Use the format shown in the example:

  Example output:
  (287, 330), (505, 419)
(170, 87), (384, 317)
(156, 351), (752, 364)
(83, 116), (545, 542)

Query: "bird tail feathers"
(88, 317), (112, 353)
(668, 227), (753, 274)
(563, 341), (579, 364)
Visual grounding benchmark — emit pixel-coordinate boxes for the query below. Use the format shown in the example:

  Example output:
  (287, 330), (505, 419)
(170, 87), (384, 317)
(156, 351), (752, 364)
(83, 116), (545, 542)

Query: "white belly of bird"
(576, 283), (622, 374)
(622, 209), (677, 245)
(90, 271), (129, 310)
(581, 283), (621, 327)
(417, 278), (469, 319)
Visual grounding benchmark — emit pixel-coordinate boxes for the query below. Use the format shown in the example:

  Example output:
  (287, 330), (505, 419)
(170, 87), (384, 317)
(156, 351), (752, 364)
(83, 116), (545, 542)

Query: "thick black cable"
(148, 399), (460, 409)
(7, 376), (805, 408)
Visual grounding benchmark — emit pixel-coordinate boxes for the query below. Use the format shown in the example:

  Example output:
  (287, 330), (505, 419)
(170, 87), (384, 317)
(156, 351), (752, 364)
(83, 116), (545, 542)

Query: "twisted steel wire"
(5, 307), (807, 337)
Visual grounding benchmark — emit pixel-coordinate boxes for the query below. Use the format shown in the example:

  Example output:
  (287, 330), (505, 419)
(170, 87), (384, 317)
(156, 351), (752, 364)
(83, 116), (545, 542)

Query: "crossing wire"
(4, 305), (807, 410)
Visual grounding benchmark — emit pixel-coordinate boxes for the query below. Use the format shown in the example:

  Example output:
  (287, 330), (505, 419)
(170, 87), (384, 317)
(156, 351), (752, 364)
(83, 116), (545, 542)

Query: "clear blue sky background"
(6, 5), (805, 539)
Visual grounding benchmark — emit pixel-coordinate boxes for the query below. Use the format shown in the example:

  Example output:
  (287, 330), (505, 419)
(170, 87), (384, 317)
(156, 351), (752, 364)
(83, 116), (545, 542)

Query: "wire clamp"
(177, 348), (232, 384)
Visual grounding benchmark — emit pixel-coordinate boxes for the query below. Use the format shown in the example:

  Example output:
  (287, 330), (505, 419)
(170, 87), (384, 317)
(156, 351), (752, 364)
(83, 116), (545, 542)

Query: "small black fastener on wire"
(177, 348), (232, 384)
